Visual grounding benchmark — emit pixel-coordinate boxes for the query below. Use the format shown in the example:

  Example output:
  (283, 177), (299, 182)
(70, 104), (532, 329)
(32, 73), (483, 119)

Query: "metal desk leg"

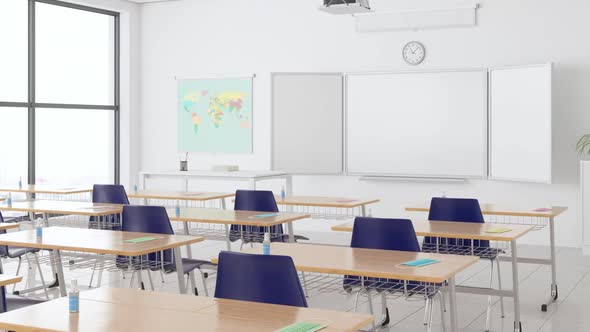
(221, 198), (231, 251)
(511, 240), (522, 332)
(542, 216), (558, 312)
(286, 222), (295, 243)
(448, 277), (458, 332)
(182, 222), (193, 258)
(174, 247), (186, 294)
(285, 175), (293, 197)
(248, 179), (256, 190)
(361, 205), (366, 217)
(43, 213), (60, 289)
(54, 250), (67, 297)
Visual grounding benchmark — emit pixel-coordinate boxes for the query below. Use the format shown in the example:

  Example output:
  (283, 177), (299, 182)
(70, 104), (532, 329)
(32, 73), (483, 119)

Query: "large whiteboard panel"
(346, 70), (488, 178)
(271, 73), (343, 173)
(489, 64), (552, 183)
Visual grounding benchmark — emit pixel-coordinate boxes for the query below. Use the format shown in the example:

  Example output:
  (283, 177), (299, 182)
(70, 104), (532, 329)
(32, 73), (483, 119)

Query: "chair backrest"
(425, 197), (488, 249)
(230, 190), (282, 242)
(234, 190), (279, 212)
(121, 205), (174, 270)
(92, 184), (130, 205)
(428, 197), (485, 223)
(0, 286), (6, 313)
(351, 217), (420, 252)
(214, 251), (307, 307)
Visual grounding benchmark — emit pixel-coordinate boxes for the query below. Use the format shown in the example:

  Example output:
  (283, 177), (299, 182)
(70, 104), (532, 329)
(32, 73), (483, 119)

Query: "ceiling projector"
(319, 0), (373, 15)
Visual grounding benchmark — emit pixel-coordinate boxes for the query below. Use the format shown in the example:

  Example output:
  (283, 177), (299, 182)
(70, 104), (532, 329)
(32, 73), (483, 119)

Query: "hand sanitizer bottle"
(280, 186), (286, 201)
(35, 218), (44, 239)
(69, 279), (79, 313)
(133, 184), (138, 193)
(263, 232), (271, 255)
(18, 177), (22, 189)
(175, 202), (181, 217)
(6, 193), (12, 207)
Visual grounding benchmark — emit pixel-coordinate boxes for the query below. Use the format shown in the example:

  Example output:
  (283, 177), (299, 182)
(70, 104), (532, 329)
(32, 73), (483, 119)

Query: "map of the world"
(178, 77), (253, 153)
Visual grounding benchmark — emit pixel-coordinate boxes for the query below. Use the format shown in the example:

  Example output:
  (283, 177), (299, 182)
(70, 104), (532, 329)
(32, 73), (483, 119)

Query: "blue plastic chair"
(424, 197), (503, 330)
(120, 205), (215, 295)
(423, 197), (491, 256)
(345, 217), (444, 329)
(90, 184), (129, 230)
(344, 217), (421, 292)
(0, 212), (48, 299)
(214, 251), (307, 307)
(230, 190), (308, 243)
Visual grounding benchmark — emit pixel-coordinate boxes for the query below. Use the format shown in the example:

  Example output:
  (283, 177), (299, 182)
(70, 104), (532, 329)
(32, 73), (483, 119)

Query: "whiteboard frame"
(344, 68), (489, 179)
(487, 63), (553, 184)
(270, 72), (345, 174)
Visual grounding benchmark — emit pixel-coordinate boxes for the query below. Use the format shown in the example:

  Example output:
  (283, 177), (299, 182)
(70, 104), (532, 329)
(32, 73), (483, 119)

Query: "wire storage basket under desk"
(484, 214), (548, 231)
(419, 236), (509, 260)
(278, 205), (360, 221)
(301, 272), (443, 302)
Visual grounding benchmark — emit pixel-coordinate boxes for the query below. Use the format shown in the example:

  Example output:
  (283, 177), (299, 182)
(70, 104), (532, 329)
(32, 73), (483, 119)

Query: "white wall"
(75, 0), (141, 187)
(139, 0), (590, 247)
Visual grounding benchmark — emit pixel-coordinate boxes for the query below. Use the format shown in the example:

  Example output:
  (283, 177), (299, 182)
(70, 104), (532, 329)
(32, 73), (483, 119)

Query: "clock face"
(402, 41), (425, 65)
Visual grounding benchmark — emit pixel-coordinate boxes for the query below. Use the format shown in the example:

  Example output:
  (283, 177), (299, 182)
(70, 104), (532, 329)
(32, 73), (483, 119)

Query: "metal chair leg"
(32, 253), (50, 300)
(88, 259), (98, 288)
(426, 295), (435, 332)
(199, 270), (209, 297)
(353, 289), (361, 312)
(146, 270), (155, 291)
(129, 270), (136, 288)
(485, 259), (494, 332)
(497, 258), (505, 318)
(12, 257), (22, 293)
(423, 297), (432, 326)
(188, 272), (196, 295)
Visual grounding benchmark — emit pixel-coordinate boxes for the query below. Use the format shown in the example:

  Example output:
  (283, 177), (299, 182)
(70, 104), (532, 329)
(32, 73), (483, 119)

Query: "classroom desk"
(0, 185), (92, 203)
(406, 203), (567, 313)
(128, 190), (234, 208)
(332, 219), (534, 332)
(140, 170), (292, 194)
(0, 223), (20, 231)
(168, 207), (311, 250)
(0, 227), (204, 296)
(0, 200), (123, 218)
(275, 195), (380, 218)
(219, 242), (479, 332)
(0, 287), (373, 332)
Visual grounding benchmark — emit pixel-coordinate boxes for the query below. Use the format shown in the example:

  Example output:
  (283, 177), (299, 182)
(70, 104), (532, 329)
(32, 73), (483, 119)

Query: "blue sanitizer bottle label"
(263, 243), (270, 255)
(69, 294), (79, 313)
(36, 227), (43, 238)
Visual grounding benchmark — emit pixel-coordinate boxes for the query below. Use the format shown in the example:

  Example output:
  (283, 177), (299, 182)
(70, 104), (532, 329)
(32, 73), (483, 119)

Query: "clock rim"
(402, 41), (426, 65)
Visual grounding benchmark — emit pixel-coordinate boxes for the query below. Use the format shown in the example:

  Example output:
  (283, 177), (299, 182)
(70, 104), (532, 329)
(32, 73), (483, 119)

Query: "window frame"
(0, 0), (120, 184)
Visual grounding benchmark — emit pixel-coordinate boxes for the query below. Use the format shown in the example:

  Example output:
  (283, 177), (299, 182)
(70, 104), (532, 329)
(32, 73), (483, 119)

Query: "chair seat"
(181, 258), (216, 275)
(7, 247), (39, 259)
(5, 295), (46, 311)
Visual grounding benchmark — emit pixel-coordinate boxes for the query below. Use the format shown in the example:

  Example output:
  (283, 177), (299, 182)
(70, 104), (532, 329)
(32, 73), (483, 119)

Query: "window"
(0, 0), (120, 186)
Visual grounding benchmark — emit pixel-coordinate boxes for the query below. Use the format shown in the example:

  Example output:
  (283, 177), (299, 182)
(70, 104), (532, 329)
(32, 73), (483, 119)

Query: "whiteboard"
(271, 73), (343, 173)
(346, 70), (488, 178)
(489, 64), (552, 183)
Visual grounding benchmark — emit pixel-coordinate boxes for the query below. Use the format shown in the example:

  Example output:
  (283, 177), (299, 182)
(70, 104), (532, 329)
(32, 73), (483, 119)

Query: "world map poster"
(177, 77), (253, 153)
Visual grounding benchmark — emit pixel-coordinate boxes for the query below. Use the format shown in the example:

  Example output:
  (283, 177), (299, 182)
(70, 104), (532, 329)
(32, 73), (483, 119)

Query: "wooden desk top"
(141, 170), (289, 179)
(0, 185), (92, 195)
(128, 190), (234, 201)
(0, 223), (20, 231)
(0, 275), (22, 287)
(226, 243), (478, 283)
(168, 207), (311, 226)
(0, 200), (123, 216)
(405, 203), (568, 218)
(0, 288), (372, 332)
(0, 227), (204, 256)
(332, 219), (534, 242)
(275, 196), (380, 208)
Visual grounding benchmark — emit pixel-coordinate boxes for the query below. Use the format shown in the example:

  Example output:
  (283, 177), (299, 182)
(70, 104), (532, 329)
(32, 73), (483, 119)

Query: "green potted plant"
(578, 134), (590, 155)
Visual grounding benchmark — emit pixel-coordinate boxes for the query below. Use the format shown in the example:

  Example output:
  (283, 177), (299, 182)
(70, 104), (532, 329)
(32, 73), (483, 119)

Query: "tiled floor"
(2, 220), (588, 332)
